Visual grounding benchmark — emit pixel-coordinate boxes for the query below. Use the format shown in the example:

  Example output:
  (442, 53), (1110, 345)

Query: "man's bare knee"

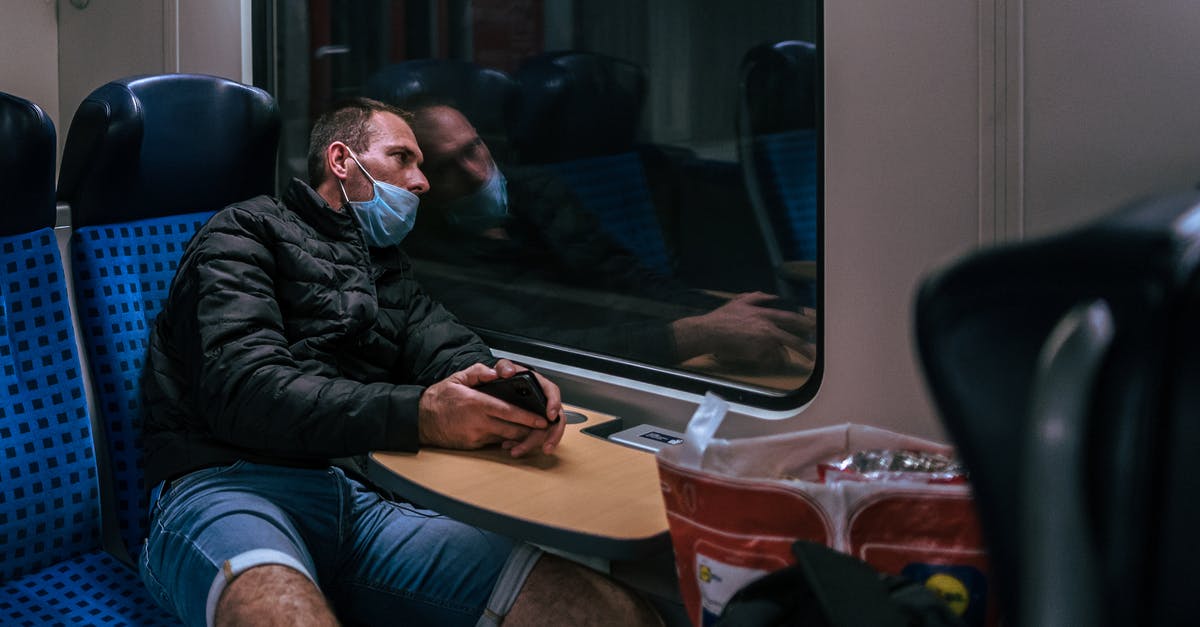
(506, 554), (662, 627)
(216, 564), (339, 627)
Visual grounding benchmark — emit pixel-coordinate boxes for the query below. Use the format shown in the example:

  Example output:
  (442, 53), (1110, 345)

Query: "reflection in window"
(262, 0), (821, 408)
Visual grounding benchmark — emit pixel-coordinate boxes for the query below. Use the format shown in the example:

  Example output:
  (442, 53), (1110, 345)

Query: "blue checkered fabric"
(756, 129), (818, 262)
(0, 227), (180, 625)
(0, 550), (177, 626)
(544, 152), (673, 276)
(0, 228), (97, 582)
(71, 212), (215, 560)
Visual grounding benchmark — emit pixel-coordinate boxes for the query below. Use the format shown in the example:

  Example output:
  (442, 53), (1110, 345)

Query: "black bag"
(715, 541), (967, 627)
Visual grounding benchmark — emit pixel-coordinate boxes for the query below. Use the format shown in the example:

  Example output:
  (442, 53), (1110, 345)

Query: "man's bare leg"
(506, 554), (663, 627)
(216, 564), (339, 627)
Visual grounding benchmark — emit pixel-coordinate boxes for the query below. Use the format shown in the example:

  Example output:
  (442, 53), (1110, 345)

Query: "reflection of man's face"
(413, 106), (495, 208)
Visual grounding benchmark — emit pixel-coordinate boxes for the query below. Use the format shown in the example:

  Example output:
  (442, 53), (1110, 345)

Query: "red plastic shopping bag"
(656, 394), (995, 627)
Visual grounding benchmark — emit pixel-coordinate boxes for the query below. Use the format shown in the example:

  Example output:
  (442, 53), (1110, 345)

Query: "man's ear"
(327, 141), (352, 181)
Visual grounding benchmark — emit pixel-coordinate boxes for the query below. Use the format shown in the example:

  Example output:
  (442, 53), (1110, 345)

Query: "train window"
(256, 0), (822, 410)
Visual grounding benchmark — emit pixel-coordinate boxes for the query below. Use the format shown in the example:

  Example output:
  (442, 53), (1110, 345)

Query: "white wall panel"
(177, 0), (246, 82)
(0, 0), (60, 131)
(57, 0), (248, 160)
(795, 0), (985, 441)
(1022, 1), (1200, 236)
(57, 0), (167, 144)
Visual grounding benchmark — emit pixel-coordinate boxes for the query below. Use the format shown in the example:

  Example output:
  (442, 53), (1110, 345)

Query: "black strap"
(715, 541), (966, 627)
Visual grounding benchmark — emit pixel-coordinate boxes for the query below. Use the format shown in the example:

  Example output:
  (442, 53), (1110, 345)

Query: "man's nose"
(460, 156), (491, 188)
(407, 169), (430, 195)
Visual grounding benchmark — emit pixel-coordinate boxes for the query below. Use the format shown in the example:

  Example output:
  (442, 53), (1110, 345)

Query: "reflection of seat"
(510, 51), (645, 163)
(58, 74), (280, 563)
(915, 190), (1200, 626)
(0, 90), (178, 625)
(511, 51), (676, 276)
(364, 58), (518, 163)
(737, 40), (819, 300)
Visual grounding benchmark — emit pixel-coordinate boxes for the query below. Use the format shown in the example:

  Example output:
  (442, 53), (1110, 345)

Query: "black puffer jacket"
(142, 178), (495, 487)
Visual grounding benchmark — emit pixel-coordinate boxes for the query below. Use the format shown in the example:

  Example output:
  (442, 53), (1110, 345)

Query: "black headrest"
(364, 59), (517, 140)
(915, 188), (1200, 623)
(510, 51), (647, 163)
(740, 40), (818, 134)
(0, 91), (56, 235)
(58, 73), (280, 227)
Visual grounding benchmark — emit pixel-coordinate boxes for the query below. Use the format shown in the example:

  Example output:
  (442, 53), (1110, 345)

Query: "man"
(405, 104), (815, 370)
(140, 98), (661, 626)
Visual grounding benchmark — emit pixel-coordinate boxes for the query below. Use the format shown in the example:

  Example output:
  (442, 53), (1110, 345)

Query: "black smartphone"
(475, 371), (553, 421)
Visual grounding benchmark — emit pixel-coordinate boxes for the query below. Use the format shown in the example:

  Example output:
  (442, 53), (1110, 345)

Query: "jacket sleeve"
(187, 208), (425, 459)
(409, 270), (682, 366)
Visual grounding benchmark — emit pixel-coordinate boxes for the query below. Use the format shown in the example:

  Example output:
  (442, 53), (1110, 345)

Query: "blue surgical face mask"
(444, 166), (508, 232)
(338, 150), (420, 247)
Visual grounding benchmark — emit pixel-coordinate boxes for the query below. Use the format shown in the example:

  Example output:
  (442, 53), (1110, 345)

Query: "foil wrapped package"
(818, 449), (967, 484)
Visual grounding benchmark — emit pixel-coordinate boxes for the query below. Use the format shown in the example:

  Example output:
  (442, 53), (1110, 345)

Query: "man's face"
(343, 111), (429, 201)
(415, 106), (495, 207)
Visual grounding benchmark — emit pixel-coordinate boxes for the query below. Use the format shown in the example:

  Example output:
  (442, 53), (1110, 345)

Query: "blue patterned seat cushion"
(0, 550), (179, 626)
(755, 128), (818, 261)
(70, 212), (215, 559)
(544, 152), (673, 276)
(0, 228), (99, 582)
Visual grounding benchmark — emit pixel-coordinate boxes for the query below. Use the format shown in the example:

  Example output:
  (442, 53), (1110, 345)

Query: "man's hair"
(404, 99), (462, 143)
(306, 97), (413, 186)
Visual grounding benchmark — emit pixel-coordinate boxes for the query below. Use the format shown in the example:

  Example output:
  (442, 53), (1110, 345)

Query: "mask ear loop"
(337, 179), (351, 206)
(345, 149), (379, 184)
(337, 146), (376, 205)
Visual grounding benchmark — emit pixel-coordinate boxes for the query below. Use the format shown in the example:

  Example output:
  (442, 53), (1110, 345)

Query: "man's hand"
(671, 292), (817, 366)
(418, 359), (566, 457)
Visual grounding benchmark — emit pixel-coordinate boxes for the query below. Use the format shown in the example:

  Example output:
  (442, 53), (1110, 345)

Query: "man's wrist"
(670, 317), (704, 360)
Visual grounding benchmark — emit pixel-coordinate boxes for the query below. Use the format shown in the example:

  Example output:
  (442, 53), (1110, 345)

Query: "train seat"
(0, 90), (178, 626)
(364, 58), (519, 164)
(737, 40), (819, 301)
(915, 189), (1200, 626)
(510, 51), (679, 277)
(57, 74), (280, 564)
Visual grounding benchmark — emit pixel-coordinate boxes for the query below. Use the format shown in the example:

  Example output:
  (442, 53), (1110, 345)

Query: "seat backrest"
(914, 189), (1200, 626)
(510, 51), (674, 276)
(58, 74), (280, 228)
(58, 74), (280, 561)
(0, 92), (101, 582)
(0, 92), (57, 232)
(510, 51), (646, 163)
(364, 58), (518, 163)
(540, 153), (672, 275)
(737, 40), (820, 266)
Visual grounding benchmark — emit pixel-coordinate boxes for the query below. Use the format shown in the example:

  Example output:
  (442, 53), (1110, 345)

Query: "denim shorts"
(139, 461), (541, 627)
